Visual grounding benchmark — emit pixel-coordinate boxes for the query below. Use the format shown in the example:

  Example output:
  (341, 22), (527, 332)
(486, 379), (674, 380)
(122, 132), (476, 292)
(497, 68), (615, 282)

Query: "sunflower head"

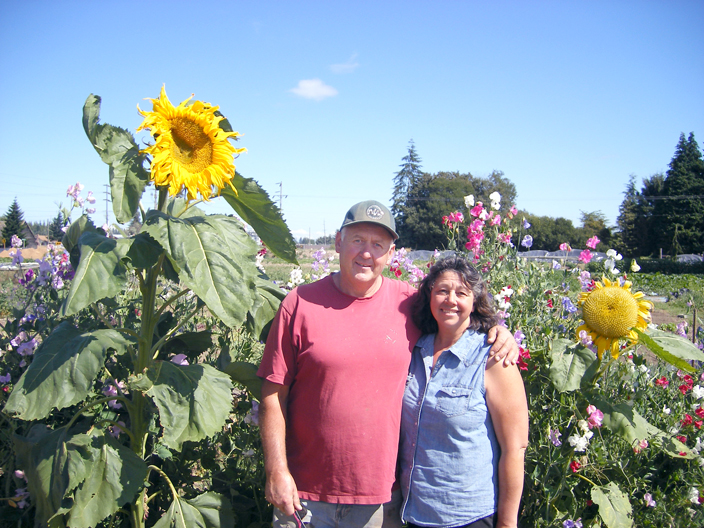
(576, 276), (653, 359)
(137, 86), (246, 202)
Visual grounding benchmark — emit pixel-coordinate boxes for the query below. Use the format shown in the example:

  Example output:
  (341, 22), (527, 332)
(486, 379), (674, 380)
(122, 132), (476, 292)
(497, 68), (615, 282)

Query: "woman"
(399, 256), (529, 528)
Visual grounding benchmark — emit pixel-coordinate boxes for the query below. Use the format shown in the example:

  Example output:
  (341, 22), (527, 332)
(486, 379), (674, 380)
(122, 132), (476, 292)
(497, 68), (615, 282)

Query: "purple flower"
(562, 297), (578, 314)
(14, 470), (26, 480)
(10, 249), (23, 266)
(11, 235), (22, 248)
(0, 372), (11, 384)
(563, 520), (582, 528)
(644, 492), (656, 507)
(552, 260), (561, 270)
(14, 487), (30, 509)
(86, 190), (96, 204)
(11, 331), (28, 348)
(171, 354), (189, 366)
(244, 400), (260, 426)
(513, 330), (525, 345)
(86, 208), (96, 215)
(522, 218), (531, 229)
(17, 338), (38, 356)
(109, 421), (126, 438)
(521, 235), (533, 248)
(549, 428), (562, 446)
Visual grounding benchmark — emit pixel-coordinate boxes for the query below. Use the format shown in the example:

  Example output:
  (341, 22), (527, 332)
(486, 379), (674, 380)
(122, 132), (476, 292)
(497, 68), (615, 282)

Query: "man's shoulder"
(383, 277), (418, 298)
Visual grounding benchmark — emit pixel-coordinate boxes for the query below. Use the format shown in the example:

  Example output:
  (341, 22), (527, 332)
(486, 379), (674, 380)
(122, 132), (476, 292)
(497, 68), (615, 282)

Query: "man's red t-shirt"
(258, 275), (421, 504)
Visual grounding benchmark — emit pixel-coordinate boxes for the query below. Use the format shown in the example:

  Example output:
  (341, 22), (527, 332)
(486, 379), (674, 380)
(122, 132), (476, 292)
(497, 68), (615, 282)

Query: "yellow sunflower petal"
(137, 85), (245, 202)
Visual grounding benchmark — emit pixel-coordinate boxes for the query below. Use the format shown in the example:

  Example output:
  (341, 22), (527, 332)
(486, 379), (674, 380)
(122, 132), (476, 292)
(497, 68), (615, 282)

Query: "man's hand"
(265, 469), (302, 516)
(486, 325), (519, 366)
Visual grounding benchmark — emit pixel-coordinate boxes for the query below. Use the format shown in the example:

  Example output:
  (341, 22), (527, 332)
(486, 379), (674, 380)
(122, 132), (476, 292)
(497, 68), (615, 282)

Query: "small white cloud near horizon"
(289, 79), (338, 101)
(330, 53), (359, 74)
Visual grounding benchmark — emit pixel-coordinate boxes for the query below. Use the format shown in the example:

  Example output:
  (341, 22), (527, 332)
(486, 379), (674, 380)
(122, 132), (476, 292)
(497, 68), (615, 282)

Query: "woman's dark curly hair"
(413, 255), (499, 335)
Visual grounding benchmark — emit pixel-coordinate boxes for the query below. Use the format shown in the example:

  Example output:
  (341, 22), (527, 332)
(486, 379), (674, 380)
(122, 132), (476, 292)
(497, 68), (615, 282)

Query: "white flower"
(489, 191), (501, 210)
(689, 487), (701, 505)
(606, 249), (623, 261)
(568, 433), (591, 452)
(638, 365), (649, 374)
(663, 405), (671, 415)
(464, 195), (475, 208)
(286, 268), (305, 289)
(578, 420), (590, 433)
(631, 259), (641, 272)
(693, 385), (704, 400)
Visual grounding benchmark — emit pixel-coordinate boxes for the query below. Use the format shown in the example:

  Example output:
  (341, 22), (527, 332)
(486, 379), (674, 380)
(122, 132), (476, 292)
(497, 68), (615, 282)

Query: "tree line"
(391, 134), (703, 256)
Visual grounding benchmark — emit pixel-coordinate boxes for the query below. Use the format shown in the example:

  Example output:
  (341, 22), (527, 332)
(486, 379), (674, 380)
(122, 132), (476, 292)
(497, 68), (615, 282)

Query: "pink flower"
(655, 376), (669, 388)
(586, 405), (604, 428)
(586, 236), (600, 249)
(470, 202), (485, 218)
(449, 211), (464, 223)
(682, 414), (694, 427)
(509, 205), (518, 217)
(579, 250), (592, 263)
(490, 214), (501, 226)
(570, 460), (581, 473)
(634, 439), (649, 453)
(497, 232), (513, 246)
(559, 242), (572, 251)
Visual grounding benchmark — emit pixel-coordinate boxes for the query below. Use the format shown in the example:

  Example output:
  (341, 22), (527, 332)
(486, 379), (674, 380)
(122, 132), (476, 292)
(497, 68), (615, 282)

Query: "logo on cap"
(366, 205), (384, 219)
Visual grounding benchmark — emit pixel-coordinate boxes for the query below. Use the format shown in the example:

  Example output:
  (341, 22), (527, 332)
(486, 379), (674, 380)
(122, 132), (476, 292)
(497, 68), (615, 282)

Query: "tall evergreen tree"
(391, 140), (423, 244)
(655, 133), (704, 254)
(1, 198), (25, 246)
(49, 210), (65, 241)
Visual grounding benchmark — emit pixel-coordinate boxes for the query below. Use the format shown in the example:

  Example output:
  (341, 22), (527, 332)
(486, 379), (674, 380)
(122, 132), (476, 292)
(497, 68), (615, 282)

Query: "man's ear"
(335, 230), (342, 253)
(386, 244), (396, 265)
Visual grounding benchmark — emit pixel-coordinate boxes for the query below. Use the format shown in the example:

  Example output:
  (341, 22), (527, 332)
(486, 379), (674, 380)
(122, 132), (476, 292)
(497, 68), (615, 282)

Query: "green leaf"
(130, 361), (233, 450)
(162, 331), (214, 358)
(13, 427), (147, 528)
(222, 361), (263, 401)
(635, 327), (704, 373)
(83, 94), (149, 223)
(245, 275), (286, 342)
(61, 215), (97, 270)
(125, 231), (164, 269)
(220, 173), (298, 263)
(594, 398), (660, 444)
(60, 232), (131, 317)
(143, 212), (259, 328)
(591, 482), (633, 528)
(4, 323), (134, 420)
(67, 430), (148, 528)
(549, 339), (598, 393)
(153, 492), (234, 528)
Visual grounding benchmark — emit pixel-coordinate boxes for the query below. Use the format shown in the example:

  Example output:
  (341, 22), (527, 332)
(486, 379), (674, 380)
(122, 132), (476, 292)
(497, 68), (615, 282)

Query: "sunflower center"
(169, 117), (214, 173)
(582, 286), (639, 338)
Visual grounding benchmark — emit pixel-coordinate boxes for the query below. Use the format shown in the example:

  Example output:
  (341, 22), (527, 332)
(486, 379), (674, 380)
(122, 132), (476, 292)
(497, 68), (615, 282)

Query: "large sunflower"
(137, 86), (245, 202)
(576, 277), (653, 359)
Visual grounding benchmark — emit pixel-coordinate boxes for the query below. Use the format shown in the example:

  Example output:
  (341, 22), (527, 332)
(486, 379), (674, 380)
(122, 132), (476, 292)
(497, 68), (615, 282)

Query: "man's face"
(335, 223), (395, 287)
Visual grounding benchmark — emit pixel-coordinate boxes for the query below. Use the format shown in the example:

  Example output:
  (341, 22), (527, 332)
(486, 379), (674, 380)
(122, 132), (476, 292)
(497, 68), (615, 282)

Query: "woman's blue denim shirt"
(399, 330), (499, 527)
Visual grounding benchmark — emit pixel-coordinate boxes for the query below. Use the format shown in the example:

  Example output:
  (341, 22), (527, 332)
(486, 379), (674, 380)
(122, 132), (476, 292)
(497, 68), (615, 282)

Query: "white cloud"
(330, 53), (359, 74)
(289, 79), (338, 101)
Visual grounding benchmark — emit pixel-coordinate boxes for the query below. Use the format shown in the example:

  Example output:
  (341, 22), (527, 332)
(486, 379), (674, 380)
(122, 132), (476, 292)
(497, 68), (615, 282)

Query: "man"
(258, 200), (518, 528)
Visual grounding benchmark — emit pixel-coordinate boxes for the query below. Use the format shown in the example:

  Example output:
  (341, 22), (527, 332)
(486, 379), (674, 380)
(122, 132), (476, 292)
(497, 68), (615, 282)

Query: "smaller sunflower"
(137, 86), (245, 202)
(576, 276), (653, 359)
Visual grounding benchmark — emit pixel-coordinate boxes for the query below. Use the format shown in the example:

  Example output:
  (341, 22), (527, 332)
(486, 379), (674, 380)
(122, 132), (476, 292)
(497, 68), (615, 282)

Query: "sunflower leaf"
(549, 339), (597, 393)
(60, 231), (131, 317)
(83, 94), (149, 224)
(4, 323), (135, 420)
(142, 212), (259, 328)
(130, 361), (233, 450)
(220, 173), (298, 264)
(222, 361), (263, 402)
(590, 482), (633, 528)
(245, 275), (286, 342)
(153, 491), (234, 528)
(634, 328), (704, 373)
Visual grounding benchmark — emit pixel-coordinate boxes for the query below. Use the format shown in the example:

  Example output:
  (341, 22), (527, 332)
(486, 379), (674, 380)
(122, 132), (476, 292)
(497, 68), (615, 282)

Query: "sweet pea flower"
(521, 235), (533, 248)
(17, 338), (38, 356)
(549, 428), (562, 446)
(522, 218), (531, 229)
(578, 249), (592, 263)
(490, 214), (501, 226)
(0, 372), (11, 384)
(559, 242), (572, 251)
(464, 195), (474, 208)
(509, 205), (518, 216)
(489, 191), (501, 210)
(586, 405), (604, 428)
(563, 519), (582, 528)
(497, 231), (513, 246)
(513, 330), (525, 345)
(10, 249), (23, 266)
(109, 421), (126, 439)
(470, 202), (485, 218)
(630, 259), (641, 272)
(693, 386), (704, 399)
(11, 234), (22, 248)
(569, 460), (581, 473)
(244, 400), (260, 426)
(585, 236), (600, 249)
(86, 190), (96, 204)
(562, 297), (578, 314)
(689, 487), (703, 505)
(171, 354), (189, 366)
(634, 439), (649, 453)
(644, 493), (656, 507)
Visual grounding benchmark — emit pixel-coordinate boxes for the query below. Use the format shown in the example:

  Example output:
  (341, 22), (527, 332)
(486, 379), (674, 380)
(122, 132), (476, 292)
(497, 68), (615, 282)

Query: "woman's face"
(429, 271), (474, 335)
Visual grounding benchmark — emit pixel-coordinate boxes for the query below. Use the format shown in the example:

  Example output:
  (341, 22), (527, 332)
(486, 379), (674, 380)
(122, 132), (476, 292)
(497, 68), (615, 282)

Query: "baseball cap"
(340, 200), (398, 240)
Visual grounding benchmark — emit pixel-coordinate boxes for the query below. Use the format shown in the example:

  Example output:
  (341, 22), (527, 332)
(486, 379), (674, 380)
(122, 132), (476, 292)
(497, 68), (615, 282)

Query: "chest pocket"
(435, 386), (472, 416)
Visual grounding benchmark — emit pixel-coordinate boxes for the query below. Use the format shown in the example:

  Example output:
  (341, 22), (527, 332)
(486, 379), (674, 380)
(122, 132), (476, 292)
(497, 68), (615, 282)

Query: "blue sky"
(1, 1), (702, 241)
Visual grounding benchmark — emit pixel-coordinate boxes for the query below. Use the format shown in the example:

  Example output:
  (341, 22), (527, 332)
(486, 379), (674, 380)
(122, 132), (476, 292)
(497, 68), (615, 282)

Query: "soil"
(0, 246), (49, 260)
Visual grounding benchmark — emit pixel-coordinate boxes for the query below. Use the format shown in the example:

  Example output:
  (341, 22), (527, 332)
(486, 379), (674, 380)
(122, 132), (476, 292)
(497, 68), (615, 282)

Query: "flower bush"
(426, 195), (704, 527)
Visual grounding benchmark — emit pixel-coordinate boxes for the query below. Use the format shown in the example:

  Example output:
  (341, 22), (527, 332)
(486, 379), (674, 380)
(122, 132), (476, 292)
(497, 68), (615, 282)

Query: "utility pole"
(103, 184), (111, 226)
(276, 182), (287, 211)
